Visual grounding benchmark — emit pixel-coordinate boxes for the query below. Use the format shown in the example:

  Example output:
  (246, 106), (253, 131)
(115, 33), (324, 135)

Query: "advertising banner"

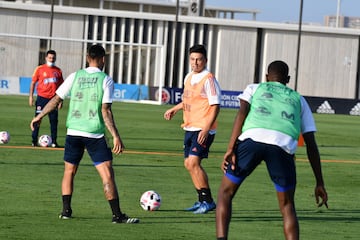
(19, 77), (33, 94)
(149, 87), (242, 108)
(220, 90), (242, 108)
(17, 78), (149, 102)
(3, 77), (360, 116)
(0, 76), (20, 94)
(305, 96), (360, 116)
(113, 84), (149, 101)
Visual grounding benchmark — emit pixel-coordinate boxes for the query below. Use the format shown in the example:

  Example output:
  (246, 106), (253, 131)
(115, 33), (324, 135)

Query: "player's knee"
(184, 158), (198, 171)
(219, 179), (238, 198)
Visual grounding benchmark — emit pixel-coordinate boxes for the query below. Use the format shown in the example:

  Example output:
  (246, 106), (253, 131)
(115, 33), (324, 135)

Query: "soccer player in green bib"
(30, 45), (139, 224)
(216, 60), (328, 239)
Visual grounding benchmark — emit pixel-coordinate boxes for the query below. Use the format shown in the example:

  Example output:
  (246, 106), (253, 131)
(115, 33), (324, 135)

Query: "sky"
(206, 0), (360, 25)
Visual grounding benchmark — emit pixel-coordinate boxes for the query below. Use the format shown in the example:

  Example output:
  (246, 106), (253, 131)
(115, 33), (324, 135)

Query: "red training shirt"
(32, 64), (64, 99)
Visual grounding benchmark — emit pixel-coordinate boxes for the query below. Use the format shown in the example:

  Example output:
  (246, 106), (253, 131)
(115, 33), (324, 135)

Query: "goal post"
(0, 32), (166, 105)
(106, 41), (166, 105)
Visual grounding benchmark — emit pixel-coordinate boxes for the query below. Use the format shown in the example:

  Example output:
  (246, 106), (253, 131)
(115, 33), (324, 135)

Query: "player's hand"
(197, 130), (209, 145)
(30, 117), (41, 131)
(112, 137), (124, 155)
(315, 185), (328, 208)
(29, 96), (34, 107)
(222, 150), (236, 173)
(164, 109), (175, 120)
(57, 101), (63, 110)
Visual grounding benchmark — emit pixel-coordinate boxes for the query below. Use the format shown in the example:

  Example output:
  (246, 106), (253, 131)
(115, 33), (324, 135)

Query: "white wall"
(0, 1), (359, 99)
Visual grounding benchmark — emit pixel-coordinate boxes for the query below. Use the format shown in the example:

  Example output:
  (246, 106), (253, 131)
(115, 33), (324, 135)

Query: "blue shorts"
(225, 138), (296, 192)
(63, 135), (113, 166)
(35, 96), (58, 121)
(183, 131), (215, 159)
(35, 96), (57, 115)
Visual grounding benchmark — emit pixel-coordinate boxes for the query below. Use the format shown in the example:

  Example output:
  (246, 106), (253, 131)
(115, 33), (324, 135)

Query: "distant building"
(9, 0), (260, 20)
(325, 15), (360, 29)
(1, 0), (360, 101)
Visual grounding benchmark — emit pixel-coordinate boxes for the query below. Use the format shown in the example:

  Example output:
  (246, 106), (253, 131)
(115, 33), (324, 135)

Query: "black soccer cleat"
(112, 214), (139, 224)
(59, 209), (72, 219)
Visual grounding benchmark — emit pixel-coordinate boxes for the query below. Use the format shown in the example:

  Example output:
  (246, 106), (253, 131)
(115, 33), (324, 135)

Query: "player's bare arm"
(30, 95), (63, 131)
(303, 131), (328, 208)
(101, 103), (123, 154)
(222, 100), (249, 172)
(28, 81), (36, 107)
(164, 102), (183, 120)
(198, 104), (220, 144)
(57, 101), (63, 110)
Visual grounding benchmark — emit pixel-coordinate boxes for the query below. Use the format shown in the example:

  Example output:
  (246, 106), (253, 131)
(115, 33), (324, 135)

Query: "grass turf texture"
(0, 95), (359, 239)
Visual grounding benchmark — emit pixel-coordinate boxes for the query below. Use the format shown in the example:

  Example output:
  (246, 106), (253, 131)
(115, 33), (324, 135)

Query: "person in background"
(164, 44), (221, 214)
(29, 50), (64, 147)
(216, 60), (328, 240)
(30, 44), (139, 224)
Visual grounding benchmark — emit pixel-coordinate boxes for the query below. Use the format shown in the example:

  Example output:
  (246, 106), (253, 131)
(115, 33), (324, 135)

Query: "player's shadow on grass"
(136, 212), (217, 224)
(0, 161), (63, 166)
(230, 209), (282, 222)
(126, 136), (183, 142)
(58, 209), (360, 224)
(297, 208), (360, 222)
(115, 164), (179, 168)
(229, 209), (360, 223)
(69, 214), (216, 224)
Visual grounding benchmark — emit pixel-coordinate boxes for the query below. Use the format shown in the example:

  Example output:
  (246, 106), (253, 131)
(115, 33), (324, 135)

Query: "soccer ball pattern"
(140, 190), (162, 211)
(0, 131), (10, 144)
(38, 135), (52, 147)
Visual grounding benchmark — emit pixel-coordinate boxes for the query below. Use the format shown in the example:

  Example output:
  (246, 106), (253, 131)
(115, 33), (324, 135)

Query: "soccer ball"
(38, 135), (52, 147)
(0, 131), (10, 144)
(140, 190), (162, 211)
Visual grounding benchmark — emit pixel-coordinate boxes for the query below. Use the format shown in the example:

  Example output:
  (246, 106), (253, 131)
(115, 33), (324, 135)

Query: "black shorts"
(63, 135), (112, 166)
(225, 138), (296, 192)
(183, 131), (215, 159)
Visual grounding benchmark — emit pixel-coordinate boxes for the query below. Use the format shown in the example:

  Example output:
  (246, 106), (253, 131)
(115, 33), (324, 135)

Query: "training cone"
(297, 134), (304, 146)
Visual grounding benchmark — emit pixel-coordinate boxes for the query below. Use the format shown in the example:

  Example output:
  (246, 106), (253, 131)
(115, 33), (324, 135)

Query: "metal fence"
(0, 1), (359, 99)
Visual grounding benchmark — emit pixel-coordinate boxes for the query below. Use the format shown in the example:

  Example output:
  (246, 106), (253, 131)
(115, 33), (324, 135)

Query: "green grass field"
(0, 95), (359, 240)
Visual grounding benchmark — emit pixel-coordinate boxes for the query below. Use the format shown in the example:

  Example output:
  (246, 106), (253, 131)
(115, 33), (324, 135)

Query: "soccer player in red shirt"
(29, 50), (64, 147)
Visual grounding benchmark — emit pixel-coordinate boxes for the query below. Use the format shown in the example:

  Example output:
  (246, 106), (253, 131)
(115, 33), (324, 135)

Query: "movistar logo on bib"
(242, 82), (301, 140)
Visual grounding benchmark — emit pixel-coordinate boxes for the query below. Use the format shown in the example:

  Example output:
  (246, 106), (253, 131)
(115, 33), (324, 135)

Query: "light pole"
(294, 0), (304, 91)
(336, 0), (341, 27)
(49, 0), (54, 49)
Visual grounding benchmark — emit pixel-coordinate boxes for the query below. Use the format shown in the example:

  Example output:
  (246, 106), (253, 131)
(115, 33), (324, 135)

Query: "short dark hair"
(46, 50), (56, 56)
(189, 44), (207, 59)
(268, 60), (289, 77)
(88, 44), (105, 58)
